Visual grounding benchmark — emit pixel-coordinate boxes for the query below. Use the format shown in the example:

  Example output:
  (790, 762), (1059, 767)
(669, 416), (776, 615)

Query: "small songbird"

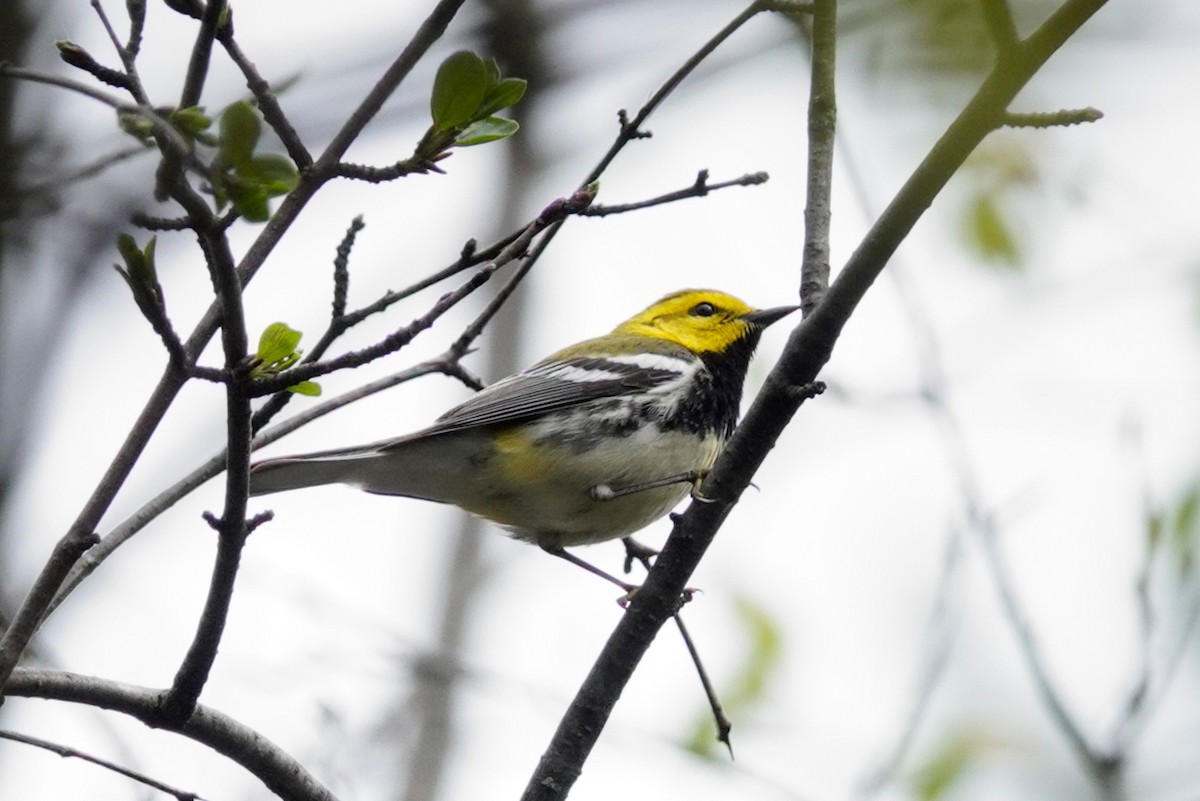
(249, 289), (796, 577)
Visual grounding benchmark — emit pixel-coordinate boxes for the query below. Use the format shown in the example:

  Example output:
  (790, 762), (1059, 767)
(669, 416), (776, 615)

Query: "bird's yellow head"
(613, 289), (797, 354)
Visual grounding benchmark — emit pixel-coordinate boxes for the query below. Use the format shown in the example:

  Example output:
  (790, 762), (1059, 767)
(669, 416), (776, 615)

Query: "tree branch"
(799, 0), (836, 314)
(0, 728), (208, 801)
(0, 0), (470, 693)
(4, 668), (337, 801)
(520, 1), (1110, 797)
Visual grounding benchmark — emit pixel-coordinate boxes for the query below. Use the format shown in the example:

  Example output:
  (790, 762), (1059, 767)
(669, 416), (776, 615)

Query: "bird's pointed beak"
(743, 304), (799, 328)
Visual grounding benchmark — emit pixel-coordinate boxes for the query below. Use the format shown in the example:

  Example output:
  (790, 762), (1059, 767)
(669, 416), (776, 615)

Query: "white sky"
(3, 1), (1200, 800)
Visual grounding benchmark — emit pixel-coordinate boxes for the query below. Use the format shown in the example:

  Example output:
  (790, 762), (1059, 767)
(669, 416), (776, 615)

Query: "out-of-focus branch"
(0, 728), (208, 801)
(45, 356), (465, 620)
(799, 0), (835, 314)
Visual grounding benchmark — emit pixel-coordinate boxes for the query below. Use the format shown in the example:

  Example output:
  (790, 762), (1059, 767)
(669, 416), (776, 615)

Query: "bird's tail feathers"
(249, 433), (480, 504)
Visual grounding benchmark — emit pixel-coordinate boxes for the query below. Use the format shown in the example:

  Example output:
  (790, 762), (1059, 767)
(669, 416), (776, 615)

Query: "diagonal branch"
(0, 728), (208, 801)
(520, 1), (1110, 797)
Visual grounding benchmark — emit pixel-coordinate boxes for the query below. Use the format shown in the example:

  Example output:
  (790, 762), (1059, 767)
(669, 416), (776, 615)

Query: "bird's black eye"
(690, 302), (717, 317)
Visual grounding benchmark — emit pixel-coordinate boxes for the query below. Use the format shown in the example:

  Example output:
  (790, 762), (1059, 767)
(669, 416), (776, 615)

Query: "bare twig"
(0, 62), (126, 107)
(0, 728), (208, 801)
(45, 357), (459, 620)
(581, 0), (772, 188)
(331, 216), (364, 320)
(248, 189), (595, 396)
(178, 0), (226, 108)
(332, 156), (448, 182)
(799, 0), (836, 314)
(156, 206), (256, 722)
(581, 170), (769, 217)
(219, 35), (312, 168)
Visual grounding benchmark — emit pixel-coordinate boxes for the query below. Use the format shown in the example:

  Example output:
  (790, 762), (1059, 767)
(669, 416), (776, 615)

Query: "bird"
(249, 289), (796, 584)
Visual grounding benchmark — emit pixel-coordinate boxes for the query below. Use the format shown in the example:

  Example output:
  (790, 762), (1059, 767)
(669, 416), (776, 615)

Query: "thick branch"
(4, 668), (337, 801)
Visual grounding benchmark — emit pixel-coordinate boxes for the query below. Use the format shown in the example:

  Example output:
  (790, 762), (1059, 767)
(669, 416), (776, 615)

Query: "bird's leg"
(589, 468), (711, 502)
(541, 545), (636, 594)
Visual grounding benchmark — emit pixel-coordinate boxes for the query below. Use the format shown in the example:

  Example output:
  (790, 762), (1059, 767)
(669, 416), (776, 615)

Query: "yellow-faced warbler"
(249, 289), (796, 579)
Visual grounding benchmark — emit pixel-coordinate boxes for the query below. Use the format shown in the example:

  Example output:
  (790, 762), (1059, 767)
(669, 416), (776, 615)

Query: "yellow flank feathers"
(612, 289), (759, 354)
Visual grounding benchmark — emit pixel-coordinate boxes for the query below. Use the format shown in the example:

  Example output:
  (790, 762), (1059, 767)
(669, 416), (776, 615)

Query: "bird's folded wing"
(383, 353), (694, 444)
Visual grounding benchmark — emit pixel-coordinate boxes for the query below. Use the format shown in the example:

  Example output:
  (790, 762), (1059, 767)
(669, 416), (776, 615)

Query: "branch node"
(247, 510), (274, 534)
(785, 380), (826, 402)
(616, 108), (652, 140)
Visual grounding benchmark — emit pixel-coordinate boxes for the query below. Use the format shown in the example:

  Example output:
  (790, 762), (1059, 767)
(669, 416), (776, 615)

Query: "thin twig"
(248, 189), (595, 396)
(0, 63), (126, 107)
(580, 0), (770, 188)
(331, 216), (364, 321)
(219, 35), (312, 168)
(45, 358), (459, 620)
(178, 0), (226, 108)
(581, 170), (769, 217)
(18, 145), (148, 197)
(0, 728), (208, 801)
(975, 520), (1119, 786)
(799, 0), (836, 315)
(157, 207), (256, 723)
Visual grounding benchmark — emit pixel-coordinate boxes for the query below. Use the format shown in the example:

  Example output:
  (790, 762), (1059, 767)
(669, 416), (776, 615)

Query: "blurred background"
(2, 0), (1199, 799)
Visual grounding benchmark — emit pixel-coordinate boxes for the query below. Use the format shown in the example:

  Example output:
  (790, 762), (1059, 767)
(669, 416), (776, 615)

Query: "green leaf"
(219, 101), (261, 166)
(430, 51), (489, 132)
(287, 380), (322, 396)
(477, 77), (526, 118)
(242, 153), (300, 195)
(454, 116), (519, 147)
(913, 734), (977, 801)
(1172, 484), (1200, 578)
(482, 57), (501, 89)
(257, 322), (303, 368)
(170, 106), (212, 137)
(226, 180), (270, 222)
(965, 192), (1020, 268)
(1147, 509), (1164, 551)
(118, 110), (155, 143)
(115, 233), (157, 284)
